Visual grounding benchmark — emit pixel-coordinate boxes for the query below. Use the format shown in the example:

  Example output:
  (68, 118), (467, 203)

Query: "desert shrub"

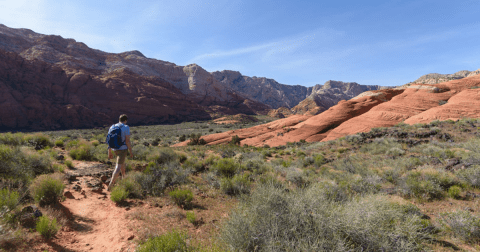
(456, 166), (480, 188)
(448, 185), (462, 199)
(65, 139), (79, 149)
(221, 174), (251, 195)
(137, 163), (190, 196)
(138, 230), (188, 252)
(441, 210), (480, 243)
(25, 134), (53, 149)
(221, 184), (429, 252)
(148, 148), (178, 165)
(36, 216), (59, 239)
(0, 188), (20, 212)
(64, 160), (74, 169)
(92, 143), (108, 161)
(169, 189), (193, 208)
(69, 142), (94, 161)
(52, 164), (65, 173)
(313, 154), (326, 167)
(360, 138), (402, 155)
(0, 145), (53, 181)
(386, 147), (405, 156)
(285, 169), (308, 188)
(213, 158), (238, 178)
(400, 168), (458, 200)
(116, 173), (143, 199)
(29, 174), (65, 206)
(26, 152), (54, 175)
(132, 144), (152, 161)
(187, 133), (207, 146)
(230, 135), (241, 145)
(186, 211), (196, 224)
(203, 172), (220, 189)
(179, 134), (187, 142)
(54, 140), (64, 147)
(243, 159), (268, 175)
(91, 140), (100, 147)
(182, 157), (205, 173)
(110, 186), (128, 203)
(0, 132), (26, 146)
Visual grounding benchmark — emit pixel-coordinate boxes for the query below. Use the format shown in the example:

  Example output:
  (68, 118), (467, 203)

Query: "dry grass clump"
(221, 184), (430, 252)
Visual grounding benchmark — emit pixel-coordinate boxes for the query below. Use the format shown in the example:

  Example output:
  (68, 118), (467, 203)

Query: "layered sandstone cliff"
(175, 72), (480, 147)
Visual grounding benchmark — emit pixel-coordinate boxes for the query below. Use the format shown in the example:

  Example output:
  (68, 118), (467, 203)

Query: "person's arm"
(126, 135), (133, 158)
(108, 148), (113, 159)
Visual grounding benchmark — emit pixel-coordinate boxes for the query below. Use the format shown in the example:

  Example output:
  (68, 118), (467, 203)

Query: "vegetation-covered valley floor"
(2, 116), (480, 251)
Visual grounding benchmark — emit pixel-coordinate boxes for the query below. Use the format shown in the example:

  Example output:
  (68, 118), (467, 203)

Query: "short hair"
(119, 114), (128, 122)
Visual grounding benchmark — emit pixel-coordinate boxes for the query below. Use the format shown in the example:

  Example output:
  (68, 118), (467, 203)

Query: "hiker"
(106, 114), (133, 191)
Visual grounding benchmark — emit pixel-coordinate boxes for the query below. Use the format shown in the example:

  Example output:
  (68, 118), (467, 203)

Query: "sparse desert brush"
(69, 140), (95, 161)
(221, 184), (429, 251)
(0, 132), (26, 146)
(456, 166), (480, 188)
(0, 145), (53, 181)
(137, 230), (189, 252)
(110, 186), (128, 203)
(29, 173), (65, 206)
(64, 160), (74, 169)
(169, 188), (193, 208)
(0, 188), (20, 212)
(212, 158), (238, 178)
(147, 147), (178, 164)
(137, 163), (190, 196)
(36, 215), (60, 239)
(116, 173), (143, 199)
(54, 139), (64, 147)
(182, 157), (205, 173)
(220, 173), (251, 195)
(400, 167), (460, 200)
(441, 210), (480, 243)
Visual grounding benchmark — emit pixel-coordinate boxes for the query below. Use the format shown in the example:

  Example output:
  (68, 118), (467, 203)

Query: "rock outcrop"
(212, 70), (312, 109)
(270, 81), (387, 116)
(0, 24), (272, 130)
(0, 49), (210, 130)
(410, 70), (474, 84)
(177, 72), (480, 147)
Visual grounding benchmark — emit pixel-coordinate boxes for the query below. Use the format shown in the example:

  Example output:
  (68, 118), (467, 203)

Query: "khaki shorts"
(114, 149), (128, 165)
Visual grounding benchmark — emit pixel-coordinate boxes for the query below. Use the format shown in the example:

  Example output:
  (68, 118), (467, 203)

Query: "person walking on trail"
(107, 114), (133, 191)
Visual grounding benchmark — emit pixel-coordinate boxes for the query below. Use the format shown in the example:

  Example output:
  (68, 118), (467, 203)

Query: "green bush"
(25, 134), (53, 149)
(29, 174), (65, 206)
(456, 166), (480, 188)
(213, 158), (238, 178)
(169, 189), (193, 208)
(69, 142), (94, 161)
(0, 188), (20, 211)
(448, 185), (462, 199)
(187, 133), (207, 146)
(182, 157), (205, 173)
(138, 230), (189, 252)
(0, 132), (26, 146)
(148, 148), (178, 165)
(116, 174), (143, 199)
(54, 140), (64, 147)
(186, 211), (196, 224)
(221, 174), (251, 195)
(64, 160), (74, 169)
(441, 210), (480, 243)
(110, 186), (128, 203)
(36, 216), (59, 239)
(221, 184), (429, 251)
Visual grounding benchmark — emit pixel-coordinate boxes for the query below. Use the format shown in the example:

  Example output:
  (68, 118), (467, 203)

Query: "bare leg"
(108, 164), (122, 190)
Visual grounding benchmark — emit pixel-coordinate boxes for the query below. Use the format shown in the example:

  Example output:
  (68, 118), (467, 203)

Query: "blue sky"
(1, 0), (479, 87)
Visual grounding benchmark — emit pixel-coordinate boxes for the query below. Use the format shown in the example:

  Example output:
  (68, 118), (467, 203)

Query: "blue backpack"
(106, 124), (125, 149)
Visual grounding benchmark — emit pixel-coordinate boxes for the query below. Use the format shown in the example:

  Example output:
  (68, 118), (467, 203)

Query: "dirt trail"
(34, 161), (138, 252)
